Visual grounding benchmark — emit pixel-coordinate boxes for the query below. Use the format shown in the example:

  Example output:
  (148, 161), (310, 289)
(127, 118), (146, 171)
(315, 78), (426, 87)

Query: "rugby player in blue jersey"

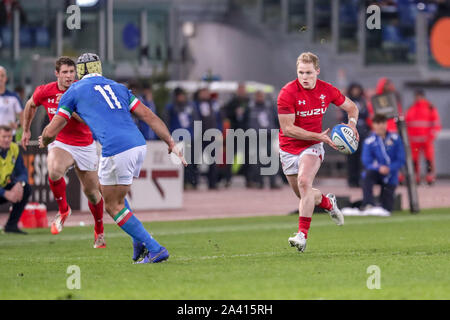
(40, 53), (187, 264)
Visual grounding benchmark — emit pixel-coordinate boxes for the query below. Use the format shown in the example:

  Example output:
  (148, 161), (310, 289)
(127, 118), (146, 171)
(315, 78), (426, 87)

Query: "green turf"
(1, 208), (449, 300)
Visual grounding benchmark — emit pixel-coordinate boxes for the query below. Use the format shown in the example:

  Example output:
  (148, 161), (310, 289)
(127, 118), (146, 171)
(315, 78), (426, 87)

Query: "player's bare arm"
(21, 96), (39, 150)
(72, 112), (85, 124)
(339, 96), (359, 140)
(40, 114), (68, 148)
(278, 113), (338, 150)
(132, 102), (187, 166)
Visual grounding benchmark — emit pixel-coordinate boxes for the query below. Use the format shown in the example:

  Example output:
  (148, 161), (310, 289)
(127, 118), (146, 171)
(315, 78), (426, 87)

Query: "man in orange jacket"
(405, 90), (441, 185)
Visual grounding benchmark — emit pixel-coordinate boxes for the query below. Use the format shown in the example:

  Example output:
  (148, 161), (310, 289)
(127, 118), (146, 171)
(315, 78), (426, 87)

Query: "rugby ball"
(331, 124), (358, 155)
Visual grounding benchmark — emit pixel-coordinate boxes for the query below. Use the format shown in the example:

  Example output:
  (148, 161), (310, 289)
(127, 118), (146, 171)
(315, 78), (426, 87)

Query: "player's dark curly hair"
(55, 57), (76, 72)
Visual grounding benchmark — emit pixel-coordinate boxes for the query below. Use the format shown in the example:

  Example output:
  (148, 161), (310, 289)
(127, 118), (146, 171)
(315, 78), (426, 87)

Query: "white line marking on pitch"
(1, 214), (449, 246)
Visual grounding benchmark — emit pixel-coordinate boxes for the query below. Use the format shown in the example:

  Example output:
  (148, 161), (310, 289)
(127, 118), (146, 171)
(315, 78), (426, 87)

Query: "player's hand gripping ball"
(331, 124), (358, 155)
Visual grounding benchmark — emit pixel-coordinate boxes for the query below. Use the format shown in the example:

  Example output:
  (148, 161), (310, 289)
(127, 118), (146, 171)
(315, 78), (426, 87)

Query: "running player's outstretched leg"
(102, 185), (169, 264)
(76, 168), (106, 248)
(89, 198), (106, 248)
(288, 154), (321, 252)
(47, 148), (73, 235)
(125, 199), (148, 262)
(324, 193), (344, 226)
(286, 176), (344, 228)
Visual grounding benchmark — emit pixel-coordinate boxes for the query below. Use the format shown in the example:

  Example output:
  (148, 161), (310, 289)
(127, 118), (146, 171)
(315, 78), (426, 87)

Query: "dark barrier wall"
(0, 145), (80, 213)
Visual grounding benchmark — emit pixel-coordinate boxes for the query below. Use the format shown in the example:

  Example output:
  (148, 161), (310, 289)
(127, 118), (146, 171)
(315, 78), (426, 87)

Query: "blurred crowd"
(336, 77), (441, 212)
(124, 81), (285, 191)
(337, 77), (441, 188)
(0, 59), (442, 199)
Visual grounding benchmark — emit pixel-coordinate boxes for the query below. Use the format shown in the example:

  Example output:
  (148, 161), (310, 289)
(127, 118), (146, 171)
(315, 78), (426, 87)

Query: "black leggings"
(0, 183), (32, 228)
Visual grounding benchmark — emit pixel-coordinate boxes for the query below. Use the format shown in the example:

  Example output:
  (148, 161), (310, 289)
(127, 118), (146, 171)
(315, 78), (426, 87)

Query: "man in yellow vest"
(0, 125), (31, 234)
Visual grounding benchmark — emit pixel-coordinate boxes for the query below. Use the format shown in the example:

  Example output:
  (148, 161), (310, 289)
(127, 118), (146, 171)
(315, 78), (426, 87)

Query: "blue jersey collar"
(82, 73), (102, 79)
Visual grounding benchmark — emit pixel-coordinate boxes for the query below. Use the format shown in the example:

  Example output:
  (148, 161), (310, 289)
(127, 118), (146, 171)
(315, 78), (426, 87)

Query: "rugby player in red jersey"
(21, 57), (106, 248)
(278, 52), (359, 252)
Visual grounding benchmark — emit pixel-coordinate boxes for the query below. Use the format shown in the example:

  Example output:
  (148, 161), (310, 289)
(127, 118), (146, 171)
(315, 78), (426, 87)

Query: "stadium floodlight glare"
(417, 2), (426, 10)
(76, 0), (99, 7)
(182, 22), (195, 38)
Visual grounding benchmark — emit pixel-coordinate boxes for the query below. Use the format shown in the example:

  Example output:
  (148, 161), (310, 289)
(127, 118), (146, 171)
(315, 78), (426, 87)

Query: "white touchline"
(1, 214), (449, 246)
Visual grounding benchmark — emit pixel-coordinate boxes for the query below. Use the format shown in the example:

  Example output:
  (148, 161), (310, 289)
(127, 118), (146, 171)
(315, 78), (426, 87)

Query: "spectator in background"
(13, 84), (25, 141)
(0, 125), (31, 234)
(246, 90), (280, 189)
(14, 85), (25, 104)
(368, 77), (403, 133)
(128, 81), (156, 140)
(166, 87), (199, 189)
(223, 83), (250, 186)
(194, 87), (222, 190)
(0, 0), (27, 27)
(405, 89), (441, 185)
(223, 83), (249, 130)
(340, 83), (371, 187)
(361, 114), (405, 214)
(137, 84), (158, 141)
(0, 66), (23, 139)
(127, 81), (139, 96)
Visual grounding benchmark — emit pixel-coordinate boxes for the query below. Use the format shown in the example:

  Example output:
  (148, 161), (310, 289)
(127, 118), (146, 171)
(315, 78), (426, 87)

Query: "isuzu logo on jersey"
(297, 108), (327, 117)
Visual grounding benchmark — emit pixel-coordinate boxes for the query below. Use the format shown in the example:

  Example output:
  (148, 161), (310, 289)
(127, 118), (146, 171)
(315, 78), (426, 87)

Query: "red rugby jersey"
(277, 78), (346, 154)
(33, 82), (93, 146)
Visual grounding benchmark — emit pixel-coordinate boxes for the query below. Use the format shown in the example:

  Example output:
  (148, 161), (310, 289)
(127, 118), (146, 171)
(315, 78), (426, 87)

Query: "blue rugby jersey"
(57, 74), (146, 157)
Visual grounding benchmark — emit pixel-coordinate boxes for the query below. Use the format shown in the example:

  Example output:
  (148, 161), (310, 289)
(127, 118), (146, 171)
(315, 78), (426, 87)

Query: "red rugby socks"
(49, 177), (69, 214)
(88, 198), (104, 235)
(298, 216), (312, 238)
(318, 194), (333, 211)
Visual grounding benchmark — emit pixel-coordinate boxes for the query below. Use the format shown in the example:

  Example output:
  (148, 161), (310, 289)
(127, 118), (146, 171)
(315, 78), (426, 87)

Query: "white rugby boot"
(288, 232), (307, 252)
(50, 206), (72, 235)
(326, 193), (344, 226)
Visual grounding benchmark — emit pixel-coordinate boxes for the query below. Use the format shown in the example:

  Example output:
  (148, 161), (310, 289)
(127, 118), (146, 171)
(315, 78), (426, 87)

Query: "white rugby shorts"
(98, 145), (147, 186)
(48, 140), (98, 171)
(279, 143), (325, 175)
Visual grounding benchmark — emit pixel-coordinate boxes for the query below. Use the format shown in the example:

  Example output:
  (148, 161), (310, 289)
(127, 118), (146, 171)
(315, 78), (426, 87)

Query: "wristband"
(348, 117), (357, 125)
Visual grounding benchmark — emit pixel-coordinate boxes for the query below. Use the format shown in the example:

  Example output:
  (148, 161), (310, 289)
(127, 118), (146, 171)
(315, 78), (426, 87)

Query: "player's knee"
(104, 202), (118, 215)
(297, 176), (312, 193)
(47, 160), (65, 180)
(83, 188), (98, 204)
(48, 168), (64, 181)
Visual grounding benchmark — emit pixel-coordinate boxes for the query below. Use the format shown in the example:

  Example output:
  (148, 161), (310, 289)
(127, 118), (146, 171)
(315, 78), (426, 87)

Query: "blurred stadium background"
(1, 0), (450, 222)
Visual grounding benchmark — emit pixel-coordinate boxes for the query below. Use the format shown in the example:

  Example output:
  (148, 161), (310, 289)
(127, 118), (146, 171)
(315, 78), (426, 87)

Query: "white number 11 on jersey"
(94, 85), (123, 109)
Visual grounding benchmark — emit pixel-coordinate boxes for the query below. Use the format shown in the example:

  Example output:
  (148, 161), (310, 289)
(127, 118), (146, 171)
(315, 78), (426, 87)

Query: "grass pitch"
(1, 208), (449, 300)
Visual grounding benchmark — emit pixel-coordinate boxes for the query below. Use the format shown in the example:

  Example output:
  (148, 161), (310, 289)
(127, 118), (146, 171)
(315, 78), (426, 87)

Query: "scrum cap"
(76, 53), (102, 79)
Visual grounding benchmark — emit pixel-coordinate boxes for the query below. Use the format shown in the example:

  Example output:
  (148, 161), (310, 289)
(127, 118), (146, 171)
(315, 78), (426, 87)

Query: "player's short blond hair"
(296, 52), (320, 70)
